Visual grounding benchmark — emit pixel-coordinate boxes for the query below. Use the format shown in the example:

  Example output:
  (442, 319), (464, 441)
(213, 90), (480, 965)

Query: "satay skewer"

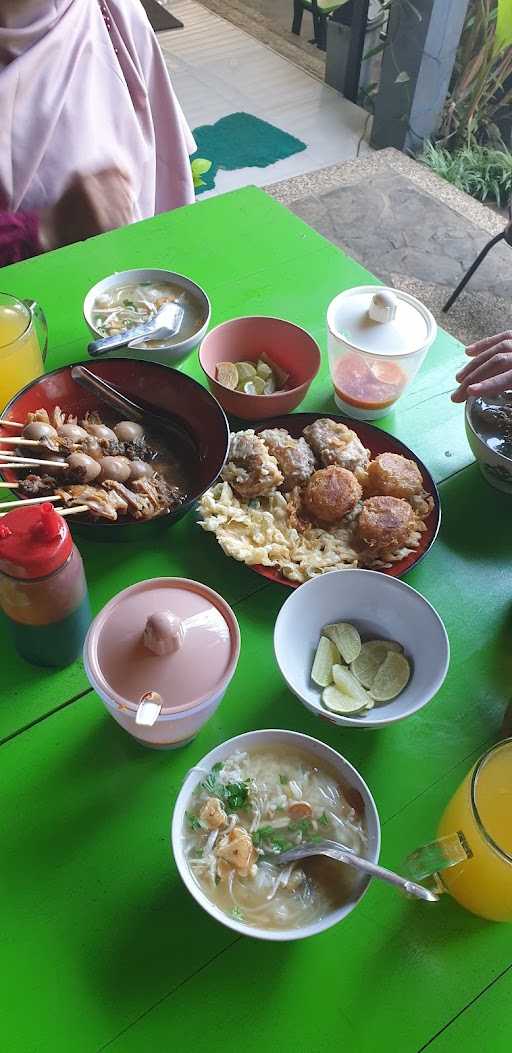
(0, 455), (68, 468)
(0, 503), (89, 519)
(0, 437), (54, 447)
(0, 494), (63, 512)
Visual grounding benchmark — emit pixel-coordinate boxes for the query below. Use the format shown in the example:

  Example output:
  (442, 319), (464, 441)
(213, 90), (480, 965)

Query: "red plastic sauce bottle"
(0, 502), (91, 667)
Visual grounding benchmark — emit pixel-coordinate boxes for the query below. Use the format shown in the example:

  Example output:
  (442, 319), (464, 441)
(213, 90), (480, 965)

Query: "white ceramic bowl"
(274, 569), (449, 728)
(465, 398), (512, 494)
(83, 268), (211, 367)
(171, 729), (381, 941)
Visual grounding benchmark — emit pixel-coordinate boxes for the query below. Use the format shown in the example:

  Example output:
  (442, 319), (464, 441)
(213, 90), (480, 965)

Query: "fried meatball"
(221, 429), (283, 498)
(259, 428), (316, 491)
(303, 419), (370, 474)
(356, 496), (416, 552)
(363, 452), (424, 500)
(303, 466), (362, 525)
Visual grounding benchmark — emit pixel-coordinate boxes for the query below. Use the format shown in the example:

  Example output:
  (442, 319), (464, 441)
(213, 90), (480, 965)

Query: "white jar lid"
(327, 285), (436, 358)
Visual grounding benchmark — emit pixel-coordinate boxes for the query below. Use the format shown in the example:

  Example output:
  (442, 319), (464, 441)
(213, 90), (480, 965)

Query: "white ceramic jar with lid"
(84, 577), (240, 748)
(327, 285), (437, 420)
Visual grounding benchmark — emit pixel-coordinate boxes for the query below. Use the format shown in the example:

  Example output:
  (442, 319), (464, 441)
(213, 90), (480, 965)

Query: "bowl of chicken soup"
(171, 729), (380, 941)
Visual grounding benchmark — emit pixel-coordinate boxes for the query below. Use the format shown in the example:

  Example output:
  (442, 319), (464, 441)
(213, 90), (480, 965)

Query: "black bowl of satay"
(0, 360), (229, 540)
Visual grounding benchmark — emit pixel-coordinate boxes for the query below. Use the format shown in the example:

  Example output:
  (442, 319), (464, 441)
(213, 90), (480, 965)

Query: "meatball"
(259, 428), (316, 491)
(303, 419), (370, 474)
(363, 452), (423, 500)
(221, 430), (283, 499)
(356, 496), (416, 552)
(303, 466), (362, 525)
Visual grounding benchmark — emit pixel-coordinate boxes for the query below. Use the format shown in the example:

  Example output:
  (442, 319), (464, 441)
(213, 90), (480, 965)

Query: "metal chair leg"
(292, 0), (304, 35)
(442, 231), (507, 313)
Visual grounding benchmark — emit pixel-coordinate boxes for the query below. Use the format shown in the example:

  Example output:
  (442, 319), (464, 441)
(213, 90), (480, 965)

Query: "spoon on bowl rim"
(265, 838), (438, 903)
(88, 301), (185, 357)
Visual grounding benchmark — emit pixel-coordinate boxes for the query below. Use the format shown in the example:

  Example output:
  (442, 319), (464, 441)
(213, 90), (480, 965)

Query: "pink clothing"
(0, 0), (195, 218)
(0, 211), (41, 266)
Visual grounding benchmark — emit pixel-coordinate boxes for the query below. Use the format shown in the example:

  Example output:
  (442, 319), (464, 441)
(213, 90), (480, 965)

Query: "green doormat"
(191, 113), (307, 194)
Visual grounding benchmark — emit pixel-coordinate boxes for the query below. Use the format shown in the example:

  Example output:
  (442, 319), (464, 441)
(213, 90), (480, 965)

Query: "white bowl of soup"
(171, 729), (380, 940)
(274, 569), (449, 728)
(84, 268), (211, 366)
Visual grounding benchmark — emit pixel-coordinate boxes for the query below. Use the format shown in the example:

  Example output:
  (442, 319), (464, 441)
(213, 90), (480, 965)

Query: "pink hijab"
(0, 0), (195, 217)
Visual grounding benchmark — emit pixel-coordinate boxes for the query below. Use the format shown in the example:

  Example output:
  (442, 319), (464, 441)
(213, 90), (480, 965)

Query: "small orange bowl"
(199, 316), (321, 420)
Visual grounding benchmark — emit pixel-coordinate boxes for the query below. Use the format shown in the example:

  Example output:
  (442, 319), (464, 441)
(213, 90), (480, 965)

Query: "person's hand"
(452, 332), (512, 403)
(38, 168), (134, 251)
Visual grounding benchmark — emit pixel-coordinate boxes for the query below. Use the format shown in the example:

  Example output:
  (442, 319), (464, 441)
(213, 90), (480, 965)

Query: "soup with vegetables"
(91, 281), (206, 347)
(183, 747), (367, 931)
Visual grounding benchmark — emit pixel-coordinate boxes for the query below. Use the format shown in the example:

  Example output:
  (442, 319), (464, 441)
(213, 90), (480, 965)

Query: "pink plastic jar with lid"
(84, 577), (240, 748)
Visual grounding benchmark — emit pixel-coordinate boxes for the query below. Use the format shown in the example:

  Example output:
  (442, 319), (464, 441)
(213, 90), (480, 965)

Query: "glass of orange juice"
(406, 739), (512, 921)
(0, 292), (47, 411)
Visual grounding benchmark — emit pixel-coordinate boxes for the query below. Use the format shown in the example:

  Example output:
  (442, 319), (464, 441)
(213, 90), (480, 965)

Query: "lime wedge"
(323, 622), (361, 664)
(263, 375), (277, 394)
(332, 665), (373, 707)
(256, 359), (273, 380)
(370, 651), (411, 702)
(311, 636), (340, 688)
(235, 361), (257, 384)
(243, 376), (265, 395)
(323, 685), (368, 715)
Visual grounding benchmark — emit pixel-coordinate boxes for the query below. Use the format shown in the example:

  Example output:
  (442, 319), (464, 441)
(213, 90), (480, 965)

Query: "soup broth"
(92, 281), (206, 348)
(472, 394), (512, 459)
(183, 747), (367, 931)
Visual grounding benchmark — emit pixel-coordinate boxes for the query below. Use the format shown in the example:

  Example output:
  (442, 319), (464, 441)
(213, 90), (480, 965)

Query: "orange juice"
(437, 740), (512, 921)
(0, 296), (45, 411)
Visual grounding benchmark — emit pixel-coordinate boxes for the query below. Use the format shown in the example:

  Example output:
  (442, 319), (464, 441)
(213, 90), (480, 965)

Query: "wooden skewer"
(0, 503), (89, 519)
(0, 437), (52, 447)
(59, 505), (89, 518)
(0, 419), (24, 429)
(0, 455), (68, 467)
(0, 494), (62, 512)
(0, 481), (20, 488)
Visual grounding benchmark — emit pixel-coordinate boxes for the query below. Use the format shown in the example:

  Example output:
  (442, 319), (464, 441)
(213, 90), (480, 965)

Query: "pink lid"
(85, 578), (240, 712)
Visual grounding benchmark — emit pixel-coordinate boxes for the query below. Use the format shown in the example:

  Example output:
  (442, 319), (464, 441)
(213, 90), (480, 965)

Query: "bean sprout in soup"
(183, 748), (367, 931)
(92, 281), (205, 347)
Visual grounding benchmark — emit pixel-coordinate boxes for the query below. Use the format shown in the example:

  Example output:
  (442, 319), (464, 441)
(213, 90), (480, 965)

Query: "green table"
(1, 188), (510, 1053)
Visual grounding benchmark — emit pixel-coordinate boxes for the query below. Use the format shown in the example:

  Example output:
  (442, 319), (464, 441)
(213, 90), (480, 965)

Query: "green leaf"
(496, 0), (512, 52)
(395, 71), (410, 84)
(319, 812), (329, 827)
(212, 762), (223, 773)
(186, 811), (201, 831)
(279, 774), (288, 785)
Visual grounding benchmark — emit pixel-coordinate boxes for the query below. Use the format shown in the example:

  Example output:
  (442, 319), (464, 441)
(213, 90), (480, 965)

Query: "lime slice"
(243, 377), (265, 395)
(235, 361), (257, 384)
(256, 360), (273, 380)
(323, 622), (361, 664)
(370, 652), (411, 702)
(263, 375), (277, 395)
(216, 362), (239, 390)
(366, 639), (403, 654)
(311, 636), (340, 688)
(332, 665), (373, 707)
(323, 685), (368, 715)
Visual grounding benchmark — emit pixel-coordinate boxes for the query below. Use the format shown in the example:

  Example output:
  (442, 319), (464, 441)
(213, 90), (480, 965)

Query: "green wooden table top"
(1, 188), (510, 1053)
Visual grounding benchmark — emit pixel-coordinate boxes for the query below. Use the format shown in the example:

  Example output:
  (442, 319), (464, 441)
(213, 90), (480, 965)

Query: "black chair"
(443, 200), (512, 313)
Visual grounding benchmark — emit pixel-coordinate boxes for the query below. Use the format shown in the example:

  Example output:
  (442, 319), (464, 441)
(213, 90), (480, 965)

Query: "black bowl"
(0, 359), (229, 540)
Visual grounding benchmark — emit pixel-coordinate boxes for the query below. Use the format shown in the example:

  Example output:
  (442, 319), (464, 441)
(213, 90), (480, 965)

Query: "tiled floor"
(157, 0), (371, 197)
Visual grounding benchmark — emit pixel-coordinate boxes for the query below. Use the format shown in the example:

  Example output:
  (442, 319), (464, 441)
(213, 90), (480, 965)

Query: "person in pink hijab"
(0, 0), (196, 265)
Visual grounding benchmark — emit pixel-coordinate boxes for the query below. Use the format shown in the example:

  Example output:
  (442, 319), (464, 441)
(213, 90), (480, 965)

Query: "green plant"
(439, 0), (512, 148)
(421, 140), (512, 206)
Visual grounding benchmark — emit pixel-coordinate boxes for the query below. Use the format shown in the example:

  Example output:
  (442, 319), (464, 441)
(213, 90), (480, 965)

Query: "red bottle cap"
(0, 503), (72, 579)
